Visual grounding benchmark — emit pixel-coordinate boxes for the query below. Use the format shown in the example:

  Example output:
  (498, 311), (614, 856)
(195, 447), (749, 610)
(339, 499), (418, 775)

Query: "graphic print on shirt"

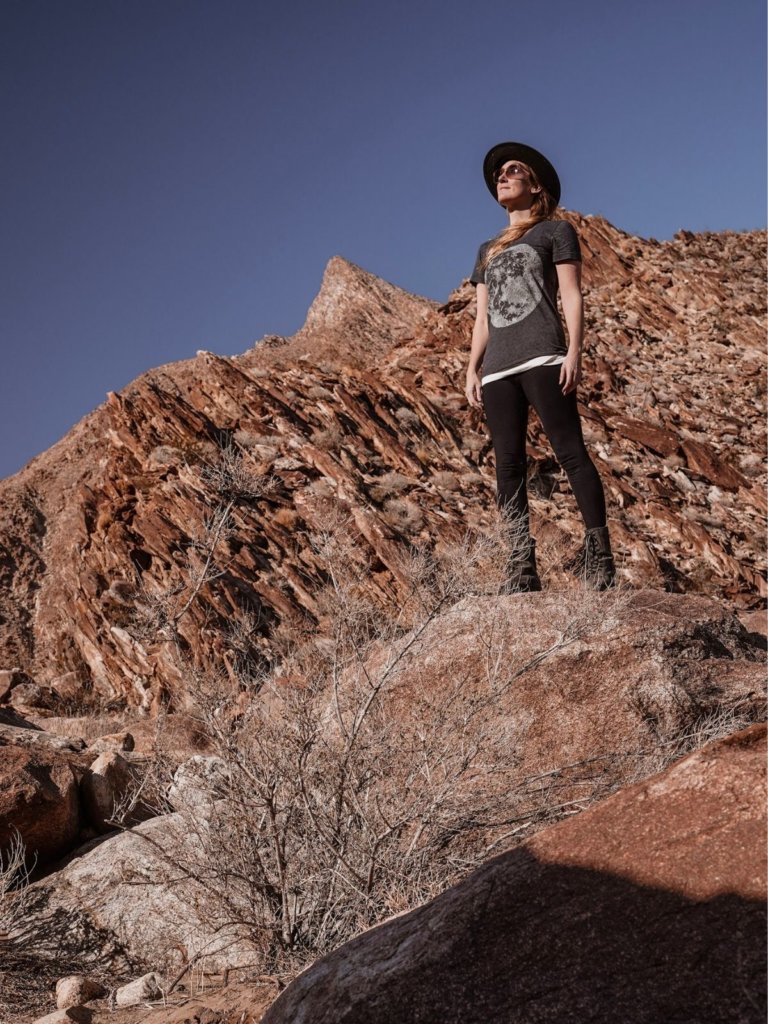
(485, 244), (543, 328)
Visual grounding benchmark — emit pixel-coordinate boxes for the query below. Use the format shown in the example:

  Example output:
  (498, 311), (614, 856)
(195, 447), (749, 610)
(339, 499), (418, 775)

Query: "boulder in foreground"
(263, 724), (767, 1024)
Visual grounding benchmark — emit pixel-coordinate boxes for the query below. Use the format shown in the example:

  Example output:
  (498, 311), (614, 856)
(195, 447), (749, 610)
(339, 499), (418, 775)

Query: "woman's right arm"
(465, 283), (489, 408)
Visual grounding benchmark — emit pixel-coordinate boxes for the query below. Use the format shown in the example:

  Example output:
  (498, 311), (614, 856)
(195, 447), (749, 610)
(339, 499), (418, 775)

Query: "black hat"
(482, 142), (561, 206)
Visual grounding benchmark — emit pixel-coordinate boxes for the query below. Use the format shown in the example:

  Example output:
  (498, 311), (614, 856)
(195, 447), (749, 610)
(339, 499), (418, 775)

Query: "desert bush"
(366, 470), (412, 503)
(116, 442), (760, 985)
(381, 496), (424, 532)
(0, 831), (33, 951)
(116, 479), (645, 979)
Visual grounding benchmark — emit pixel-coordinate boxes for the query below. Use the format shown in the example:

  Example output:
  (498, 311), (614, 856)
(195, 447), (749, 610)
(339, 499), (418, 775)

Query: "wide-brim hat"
(482, 141), (561, 206)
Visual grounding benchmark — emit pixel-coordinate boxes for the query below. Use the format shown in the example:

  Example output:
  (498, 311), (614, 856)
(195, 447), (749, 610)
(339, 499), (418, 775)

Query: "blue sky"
(1, 0), (765, 481)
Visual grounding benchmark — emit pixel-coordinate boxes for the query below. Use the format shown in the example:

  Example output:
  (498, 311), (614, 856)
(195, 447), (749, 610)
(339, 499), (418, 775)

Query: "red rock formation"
(262, 724), (767, 1024)
(0, 744), (80, 865)
(0, 214), (764, 707)
(359, 588), (766, 810)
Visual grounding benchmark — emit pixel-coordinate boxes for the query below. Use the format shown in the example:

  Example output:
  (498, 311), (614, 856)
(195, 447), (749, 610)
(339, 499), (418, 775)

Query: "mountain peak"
(238, 255), (437, 373)
(302, 255), (434, 337)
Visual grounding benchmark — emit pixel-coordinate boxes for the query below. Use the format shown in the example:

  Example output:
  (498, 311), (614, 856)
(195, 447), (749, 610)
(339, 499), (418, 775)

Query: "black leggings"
(481, 363), (607, 531)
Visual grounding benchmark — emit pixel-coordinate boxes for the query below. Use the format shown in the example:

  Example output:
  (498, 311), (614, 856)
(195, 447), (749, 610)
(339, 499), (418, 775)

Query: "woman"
(464, 141), (616, 593)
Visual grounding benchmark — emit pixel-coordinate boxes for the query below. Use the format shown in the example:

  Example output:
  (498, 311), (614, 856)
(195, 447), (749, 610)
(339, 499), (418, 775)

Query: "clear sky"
(1, 0), (765, 481)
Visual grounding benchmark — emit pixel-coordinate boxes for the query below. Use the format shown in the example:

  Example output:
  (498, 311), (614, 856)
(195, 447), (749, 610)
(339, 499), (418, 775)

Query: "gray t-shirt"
(470, 218), (581, 380)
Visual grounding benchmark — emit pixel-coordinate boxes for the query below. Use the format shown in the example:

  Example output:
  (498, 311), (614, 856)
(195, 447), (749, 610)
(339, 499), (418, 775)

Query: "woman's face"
(494, 160), (540, 208)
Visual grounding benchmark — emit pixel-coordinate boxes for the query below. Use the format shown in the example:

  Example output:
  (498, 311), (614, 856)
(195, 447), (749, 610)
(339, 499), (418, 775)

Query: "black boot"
(581, 525), (616, 591)
(502, 536), (542, 594)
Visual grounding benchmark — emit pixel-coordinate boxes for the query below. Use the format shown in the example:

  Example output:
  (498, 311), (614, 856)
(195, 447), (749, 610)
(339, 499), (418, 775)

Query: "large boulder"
(28, 810), (253, 975)
(358, 588), (766, 805)
(0, 743), (80, 864)
(263, 724), (767, 1024)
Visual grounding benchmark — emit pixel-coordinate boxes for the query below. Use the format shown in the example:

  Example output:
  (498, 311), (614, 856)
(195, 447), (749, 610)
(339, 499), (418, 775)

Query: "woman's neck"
(506, 208), (534, 228)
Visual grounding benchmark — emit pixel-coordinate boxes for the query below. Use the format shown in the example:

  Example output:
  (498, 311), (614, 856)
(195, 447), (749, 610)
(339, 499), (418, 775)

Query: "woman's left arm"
(556, 260), (584, 394)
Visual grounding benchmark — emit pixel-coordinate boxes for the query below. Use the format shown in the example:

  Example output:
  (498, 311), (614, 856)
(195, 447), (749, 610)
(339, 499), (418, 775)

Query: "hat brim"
(483, 142), (561, 206)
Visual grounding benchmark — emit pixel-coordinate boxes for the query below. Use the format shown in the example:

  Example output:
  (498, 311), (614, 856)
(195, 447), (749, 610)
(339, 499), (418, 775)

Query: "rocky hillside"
(1, 212), (766, 1022)
(0, 211), (765, 710)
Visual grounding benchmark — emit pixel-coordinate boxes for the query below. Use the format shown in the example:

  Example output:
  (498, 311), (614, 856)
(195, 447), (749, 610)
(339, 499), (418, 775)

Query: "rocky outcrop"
(263, 724), (767, 1024)
(0, 743), (81, 864)
(248, 254), (437, 371)
(0, 217), (764, 710)
(23, 588), (766, 981)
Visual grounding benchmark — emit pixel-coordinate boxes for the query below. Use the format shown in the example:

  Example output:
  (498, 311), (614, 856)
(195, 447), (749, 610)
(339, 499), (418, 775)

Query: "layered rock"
(0, 215), (764, 709)
(263, 724), (767, 1024)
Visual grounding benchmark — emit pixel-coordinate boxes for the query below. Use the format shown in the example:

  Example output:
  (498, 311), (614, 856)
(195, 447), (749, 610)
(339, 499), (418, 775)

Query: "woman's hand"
(559, 351), (582, 395)
(465, 370), (483, 408)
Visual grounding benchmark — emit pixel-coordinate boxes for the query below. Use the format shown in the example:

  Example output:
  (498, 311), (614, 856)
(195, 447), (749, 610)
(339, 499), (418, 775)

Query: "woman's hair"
(479, 161), (560, 272)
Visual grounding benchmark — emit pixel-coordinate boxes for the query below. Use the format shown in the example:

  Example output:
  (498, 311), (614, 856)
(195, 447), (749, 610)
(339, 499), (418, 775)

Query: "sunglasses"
(494, 162), (530, 183)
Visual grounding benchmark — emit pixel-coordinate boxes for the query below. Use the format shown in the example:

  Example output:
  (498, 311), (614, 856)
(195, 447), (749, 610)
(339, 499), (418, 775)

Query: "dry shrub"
(116, 492), (650, 981)
(380, 497), (424, 532)
(366, 470), (411, 502)
(102, 445), (755, 985)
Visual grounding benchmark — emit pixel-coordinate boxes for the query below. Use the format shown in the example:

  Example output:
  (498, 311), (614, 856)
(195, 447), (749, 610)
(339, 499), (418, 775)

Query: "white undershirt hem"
(481, 353), (566, 386)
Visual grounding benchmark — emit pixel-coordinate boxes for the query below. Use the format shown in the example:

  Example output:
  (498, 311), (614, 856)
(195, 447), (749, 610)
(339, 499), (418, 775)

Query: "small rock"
(49, 672), (87, 704)
(9, 683), (56, 709)
(56, 975), (107, 1009)
(114, 972), (163, 1007)
(669, 469), (696, 493)
(80, 752), (139, 832)
(88, 731), (135, 754)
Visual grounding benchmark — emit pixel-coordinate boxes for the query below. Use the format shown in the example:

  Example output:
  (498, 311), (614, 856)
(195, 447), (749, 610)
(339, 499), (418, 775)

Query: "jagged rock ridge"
(0, 212), (764, 707)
